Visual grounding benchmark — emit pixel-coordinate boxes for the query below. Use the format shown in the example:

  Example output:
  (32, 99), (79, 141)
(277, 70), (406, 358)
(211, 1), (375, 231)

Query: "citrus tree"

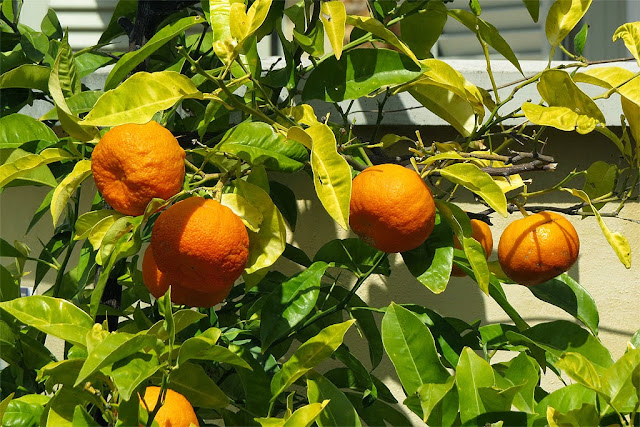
(0, 0), (639, 425)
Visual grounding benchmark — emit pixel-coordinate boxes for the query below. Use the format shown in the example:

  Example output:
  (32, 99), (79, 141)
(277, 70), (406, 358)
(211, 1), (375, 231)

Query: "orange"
(141, 386), (199, 427)
(142, 246), (231, 307)
(349, 164), (436, 253)
(498, 211), (580, 286)
(91, 121), (185, 216)
(150, 197), (249, 295)
(452, 219), (493, 277)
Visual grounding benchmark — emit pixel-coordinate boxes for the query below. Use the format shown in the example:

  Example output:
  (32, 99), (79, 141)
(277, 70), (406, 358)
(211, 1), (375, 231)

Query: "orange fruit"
(452, 219), (493, 277)
(150, 197), (249, 295)
(142, 246), (231, 307)
(141, 386), (199, 427)
(91, 121), (185, 216)
(498, 211), (580, 286)
(349, 164), (436, 253)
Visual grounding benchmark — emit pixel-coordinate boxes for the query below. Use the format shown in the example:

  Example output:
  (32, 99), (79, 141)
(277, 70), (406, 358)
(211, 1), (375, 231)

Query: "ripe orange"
(91, 121), (185, 216)
(498, 211), (580, 286)
(150, 197), (249, 295)
(142, 246), (231, 307)
(452, 219), (493, 276)
(141, 386), (199, 427)
(349, 164), (436, 253)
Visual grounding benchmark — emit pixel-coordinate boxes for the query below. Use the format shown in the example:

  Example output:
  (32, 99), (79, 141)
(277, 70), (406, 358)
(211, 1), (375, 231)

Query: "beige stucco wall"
(1, 126), (638, 425)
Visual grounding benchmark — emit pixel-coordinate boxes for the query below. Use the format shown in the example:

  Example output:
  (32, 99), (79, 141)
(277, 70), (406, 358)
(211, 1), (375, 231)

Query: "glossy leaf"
(307, 124), (351, 230)
(307, 371), (361, 427)
(612, 22), (640, 65)
(169, 361), (230, 408)
(456, 347), (497, 423)
(71, 407), (98, 426)
(51, 159), (91, 226)
(534, 383), (596, 423)
(522, 103), (596, 134)
(261, 262), (328, 349)
(270, 320), (355, 399)
(0, 64), (50, 92)
(313, 238), (390, 276)
(0, 148), (57, 189)
(75, 331), (161, 386)
(302, 49), (423, 102)
(111, 353), (161, 401)
(104, 15), (205, 90)
(345, 392), (412, 426)
(583, 161), (619, 211)
(221, 193), (263, 232)
(522, 0), (540, 22)
(40, 91), (103, 120)
(218, 121), (308, 173)
(562, 188), (631, 268)
(269, 181), (298, 231)
(528, 273), (599, 335)
(556, 352), (602, 390)
(574, 23), (589, 56)
(74, 210), (124, 241)
(235, 179), (286, 276)
(547, 403), (599, 427)
(448, 9), (522, 73)
(573, 66), (640, 106)
(400, 0), (447, 59)
(82, 71), (201, 127)
(345, 15), (419, 65)
(541, 69), (605, 123)
(2, 396), (48, 427)
(440, 163), (508, 217)
(600, 348), (640, 412)
(41, 8), (62, 39)
(506, 320), (614, 368)
(0, 114), (57, 149)
(0, 264), (19, 302)
(256, 401), (329, 427)
(401, 215), (453, 294)
(44, 387), (82, 426)
(416, 376), (456, 422)
(621, 96), (640, 167)
(545, 0), (592, 47)
(0, 295), (93, 347)
(381, 303), (450, 396)
(321, 1), (346, 60)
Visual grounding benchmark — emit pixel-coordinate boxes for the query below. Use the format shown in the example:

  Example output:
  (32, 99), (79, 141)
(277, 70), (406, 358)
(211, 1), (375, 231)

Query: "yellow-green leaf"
(321, 1), (346, 60)
(621, 96), (640, 166)
(51, 160), (92, 226)
(88, 216), (123, 251)
(545, 0), (592, 48)
(81, 71), (202, 127)
(234, 179), (286, 277)
(256, 401), (329, 427)
(440, 163), (508, 217)
(210, 0), (236, 63)
(574, 66), (640, 107)
(613, 22), (640, 66)
(0, 148), (75, 189)
(220, 192), (264, 232)
(562, 188), (631, 268)
(287, 127), (312, 150)
(306, 124), (352, 230)
(281, 104), (321, 128)
(408, 84), (476, 136)
(345, 15), (419, 66)
(522, 103), (597, 134)
(74, 210), (124, 240)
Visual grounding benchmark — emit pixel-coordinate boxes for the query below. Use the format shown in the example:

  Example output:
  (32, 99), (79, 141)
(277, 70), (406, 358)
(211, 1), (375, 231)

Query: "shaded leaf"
(399, 0), (447, 59)
(169, 362), (230, 408)
(307, 371), (361, 427)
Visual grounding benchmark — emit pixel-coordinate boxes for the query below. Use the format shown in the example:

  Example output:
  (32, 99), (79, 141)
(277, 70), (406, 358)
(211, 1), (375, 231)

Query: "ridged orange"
(349, 164), (436, 253)
(498, 211), (579, 286)
(91, 121), (185, 216)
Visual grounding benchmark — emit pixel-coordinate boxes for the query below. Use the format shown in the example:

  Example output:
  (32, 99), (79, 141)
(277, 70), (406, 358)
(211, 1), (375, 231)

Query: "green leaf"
(45, 387), (90, 426)
(20, 31), (49, 63)
(612, 22), (640, 66)
(547, 403), (599, 427)
(583, 161), (618, 211)
(556, 352), (602, 390)
(40, 91), (103, 121)
(2, 396), (47, 427)
(416, 376), (456, 422)
(0, 148), (58, 188)
(527, 273), (599, 335)
(399, 0), (447, 59)
(269, 181), (298, 231)
(261, 262), (328, 349)
(440, 163), (507, 217)
(104, 15), (205, 90)
(169, 361), (230, 408)
(0, 64), (50, 92)
(320, 1), (346, 60)
(0, 114), (57, 149)
(293, 24), (324, 57)
(522, 103), (595, 134)
(507, 320), (614, 368)
(600, 348), (640, 412)
(345, 15), (419, 65)
(573, 66), (640, 106)
(75, 330), (161, 386)
(41, 8), (63, 40)
(98, 0), (137, 44)
(545, 0), (592, 48)
(256, 401), (329, 427)
(302, 49), (423, 102)
(455, 347), (497, 423)
(621, 97), (640, 167)
(562, 188), (631, 268)
(71, 407), (98, 426)
(447, 9), (523, 74)
(0, 295), (93, 346)
(345, 392), (412, 426)
(307, 371), (361, 427)
(574, 23), (589, 56)
(307, 124), (351, 230)
(381, 303), (450, 396)
(534, 383), (596, 422)
(51, 159), (91, 226)
(401, 215), (453, 294)
(0, 264), (19, 302)
(235, 179), (286, 276)
(82, 71), (202, 127)
(270, 320), (355, 400)
(313, 238), (390, 276)
(74, 210), (124, 241)
(218, 122), (308, 173)
(522, 0), (540, 22)
(498, 353), (539, 413)
(111, 352), (161, 401)
(221, 193), (264, 232)
(0, 393), (14, 423)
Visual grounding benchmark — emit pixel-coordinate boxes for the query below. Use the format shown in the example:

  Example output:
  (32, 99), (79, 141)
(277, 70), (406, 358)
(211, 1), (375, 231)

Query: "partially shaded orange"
(452, 219), (494, 276)
(141, 386), (199, 427)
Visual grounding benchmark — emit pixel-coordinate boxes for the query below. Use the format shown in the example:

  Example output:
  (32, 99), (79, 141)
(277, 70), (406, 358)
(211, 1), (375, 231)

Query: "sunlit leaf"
(320, 1), (346, 60)
(545, 0), (592, 48)
(0, 64), (50, 92)
(345, 15), (419, 65)
(221, 193), (263, 232)
(613, 22), (640, 66)
(400, 1), (447, 59)
(307, 371), (361, 427)
(416, 376), (456, 422)
(440, 163), (507, 217)
(51, 160), (91, 226)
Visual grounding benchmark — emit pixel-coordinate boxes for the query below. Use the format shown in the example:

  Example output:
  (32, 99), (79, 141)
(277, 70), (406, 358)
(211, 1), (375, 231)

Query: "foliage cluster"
(0, 0), (639, 425)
